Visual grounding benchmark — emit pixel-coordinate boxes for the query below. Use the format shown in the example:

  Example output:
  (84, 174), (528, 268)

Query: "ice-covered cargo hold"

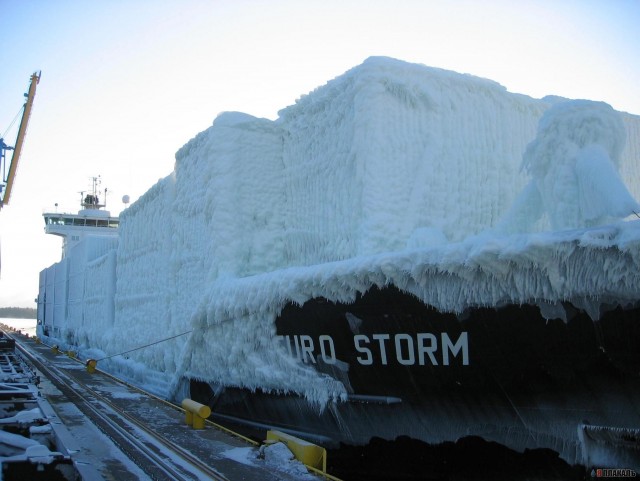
(37, 57), (640, 471)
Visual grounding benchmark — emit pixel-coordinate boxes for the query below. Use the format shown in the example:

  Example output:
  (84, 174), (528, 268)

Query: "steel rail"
(11, 334), (229, 481)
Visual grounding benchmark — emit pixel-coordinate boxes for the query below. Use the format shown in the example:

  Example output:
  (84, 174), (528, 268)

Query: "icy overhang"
(197, 219), (640, 326)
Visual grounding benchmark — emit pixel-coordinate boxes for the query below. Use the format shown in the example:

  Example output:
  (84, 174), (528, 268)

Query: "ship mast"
(80, 175), (107, 210)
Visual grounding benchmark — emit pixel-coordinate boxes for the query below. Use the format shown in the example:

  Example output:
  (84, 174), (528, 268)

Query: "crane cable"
(1, 106), (25, 188)
(2, 106), (25, 140)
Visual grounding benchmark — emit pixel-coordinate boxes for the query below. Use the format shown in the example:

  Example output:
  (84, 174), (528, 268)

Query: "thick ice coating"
(38, 57), (640, 407)
(499, 100), (640, 232)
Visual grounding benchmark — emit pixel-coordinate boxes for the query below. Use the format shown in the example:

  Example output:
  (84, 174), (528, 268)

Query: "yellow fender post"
(181, 399), (211, 429)
(266, 430), (327, 473)
(51, 345), (60, 354)
(86, 359), (98, 374)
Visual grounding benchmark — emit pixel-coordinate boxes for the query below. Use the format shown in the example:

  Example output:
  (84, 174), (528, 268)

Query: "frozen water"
(499, 100), (639, 232)
(37, 57), (640, 408)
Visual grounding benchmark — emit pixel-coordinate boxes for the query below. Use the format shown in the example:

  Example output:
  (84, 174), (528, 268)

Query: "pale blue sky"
(1, 0), (639, 307)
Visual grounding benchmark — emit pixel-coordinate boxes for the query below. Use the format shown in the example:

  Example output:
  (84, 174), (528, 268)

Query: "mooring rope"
(97, 329), (193, 361)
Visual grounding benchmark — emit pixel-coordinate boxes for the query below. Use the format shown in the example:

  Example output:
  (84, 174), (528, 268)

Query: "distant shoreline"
(0, 307), (36, 319)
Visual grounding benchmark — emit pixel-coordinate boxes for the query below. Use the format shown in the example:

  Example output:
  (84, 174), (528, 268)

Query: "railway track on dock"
(11, 333), (229, 481)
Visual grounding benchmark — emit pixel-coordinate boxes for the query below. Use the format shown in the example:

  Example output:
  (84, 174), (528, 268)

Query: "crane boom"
(0, 71), (41, 209)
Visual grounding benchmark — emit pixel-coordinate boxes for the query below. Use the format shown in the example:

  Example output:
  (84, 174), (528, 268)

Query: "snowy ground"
(1, 332), (321, 480)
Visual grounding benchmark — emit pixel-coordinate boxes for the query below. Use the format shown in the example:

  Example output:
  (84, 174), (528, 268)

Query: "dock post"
(86, 359), (98, 373)
(181, 399), (211, 429)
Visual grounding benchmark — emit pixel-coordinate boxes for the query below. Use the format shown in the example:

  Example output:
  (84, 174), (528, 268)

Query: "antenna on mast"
(81, 175), (105, 210)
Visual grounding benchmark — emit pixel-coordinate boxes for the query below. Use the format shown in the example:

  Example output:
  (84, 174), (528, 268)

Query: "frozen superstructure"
(37, 57), (640, 467)
(499, 99), (640, 233)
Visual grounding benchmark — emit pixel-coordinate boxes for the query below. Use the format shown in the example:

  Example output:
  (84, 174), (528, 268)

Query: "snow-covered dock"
(5, 330), (327, 481)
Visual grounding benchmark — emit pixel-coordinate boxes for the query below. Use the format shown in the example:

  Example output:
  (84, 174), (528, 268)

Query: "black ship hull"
(190, 285), (640, 470)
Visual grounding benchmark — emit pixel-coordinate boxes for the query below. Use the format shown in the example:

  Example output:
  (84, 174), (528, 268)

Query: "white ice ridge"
(198, 221), (640, 321)
(499, 100), (640, 233)
(175, 219), (640, 405)
(38, 56), (640, 405)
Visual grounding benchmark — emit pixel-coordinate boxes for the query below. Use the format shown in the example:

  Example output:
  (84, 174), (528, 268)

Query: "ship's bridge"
(44, 210), (120, 229)
(43, 208), (119, 259)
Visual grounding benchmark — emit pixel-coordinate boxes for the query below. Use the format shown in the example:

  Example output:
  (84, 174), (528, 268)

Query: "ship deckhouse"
(43, 178), (119, 259)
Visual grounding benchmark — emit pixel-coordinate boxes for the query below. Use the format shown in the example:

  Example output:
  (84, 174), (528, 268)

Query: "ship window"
(97, 220), (108, 227)
(64, 218), (73, 225)
(109, 220), (119, 228)
(73, 218), (85, 226)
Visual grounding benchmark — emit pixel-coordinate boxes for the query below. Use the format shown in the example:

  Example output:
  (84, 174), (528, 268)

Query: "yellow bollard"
(67, 351), (76, 359)
(35, 337), (41, 344)
(184, 410), (193, 426)
(51, 345), (60, 354)
(86, 359), (97, 374)
(266, 430), (327, 473)
(193, 413), (207, 430)
(181, 399), (211, 429)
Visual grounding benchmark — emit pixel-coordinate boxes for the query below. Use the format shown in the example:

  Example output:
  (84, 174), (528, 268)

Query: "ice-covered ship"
(37, 57), (640, 472)
(39, 176), (119, 338)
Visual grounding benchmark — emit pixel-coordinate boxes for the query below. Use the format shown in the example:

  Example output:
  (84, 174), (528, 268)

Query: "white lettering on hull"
(279, 332), (470, 366)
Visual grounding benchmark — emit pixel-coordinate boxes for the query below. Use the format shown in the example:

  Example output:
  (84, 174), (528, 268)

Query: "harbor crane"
(0, 71), (41, 209)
